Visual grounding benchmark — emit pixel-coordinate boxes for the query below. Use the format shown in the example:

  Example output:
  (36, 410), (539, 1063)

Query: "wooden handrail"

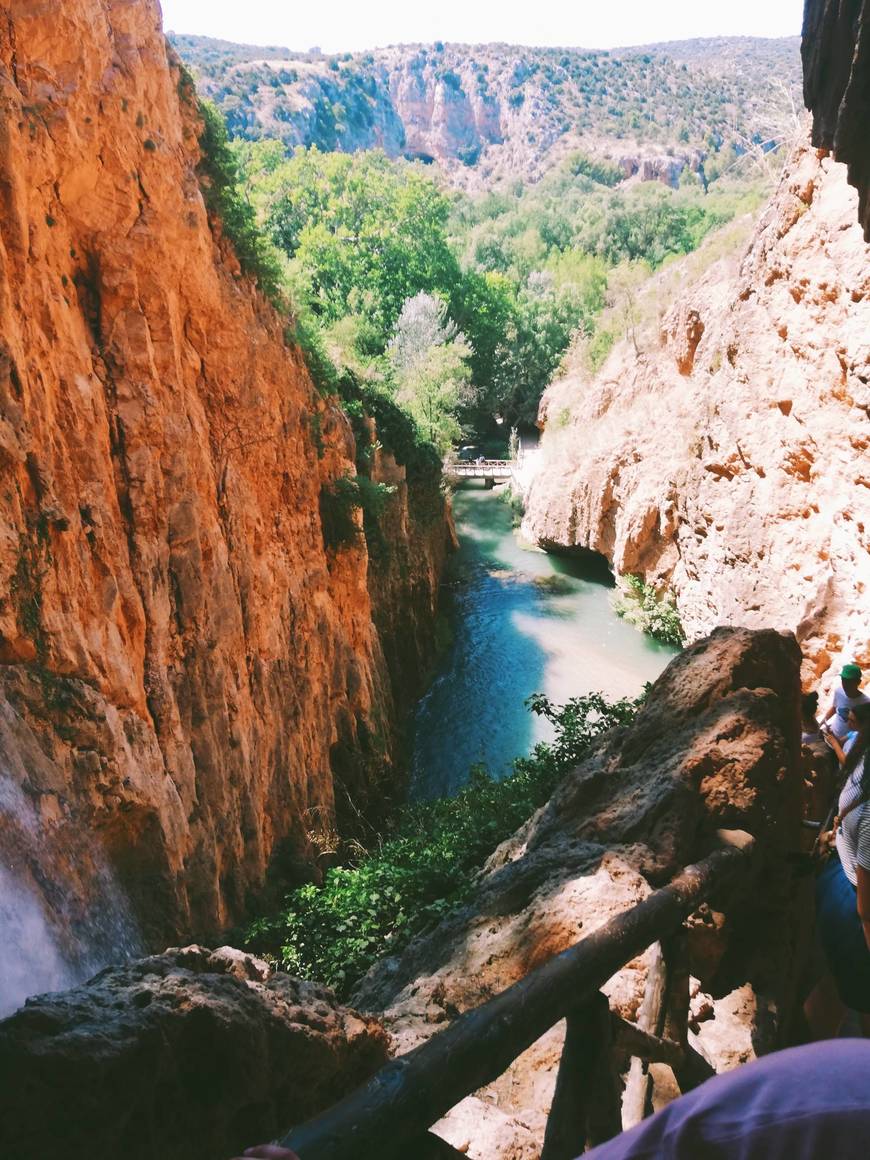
(281, 840), (754, 1160)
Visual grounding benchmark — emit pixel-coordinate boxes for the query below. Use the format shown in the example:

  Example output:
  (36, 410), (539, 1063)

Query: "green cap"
(841, 663), (863, 681)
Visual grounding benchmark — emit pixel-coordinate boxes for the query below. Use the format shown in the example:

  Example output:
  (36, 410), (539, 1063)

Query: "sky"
(159, 0), (802, 54)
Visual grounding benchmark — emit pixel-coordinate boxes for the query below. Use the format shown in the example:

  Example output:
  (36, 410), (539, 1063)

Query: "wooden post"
(540, 1004), (594, 1160)
(541, 992), (621, 1160)
(585, 993), (624, 1148)
(662, 928), (714, 1093)
(622, 941), (667, 1129)
(610, 1014), (684, 1069)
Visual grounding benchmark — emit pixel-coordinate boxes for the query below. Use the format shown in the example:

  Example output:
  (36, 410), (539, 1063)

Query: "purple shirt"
(585, 1041), (870, 1159)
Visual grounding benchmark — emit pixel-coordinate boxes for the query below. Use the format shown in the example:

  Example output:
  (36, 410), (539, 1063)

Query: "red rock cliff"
(0, 0), (450, 952)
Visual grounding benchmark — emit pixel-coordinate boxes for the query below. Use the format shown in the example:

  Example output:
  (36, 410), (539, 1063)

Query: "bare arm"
(232, 1149), (298, 1159)
(823, 702), (837, 724)
(826, 732), (847, 767)
(857, 864), (870, 953)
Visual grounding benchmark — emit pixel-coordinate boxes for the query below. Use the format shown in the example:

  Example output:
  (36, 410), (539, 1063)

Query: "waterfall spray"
(0, 772), (141, 1019)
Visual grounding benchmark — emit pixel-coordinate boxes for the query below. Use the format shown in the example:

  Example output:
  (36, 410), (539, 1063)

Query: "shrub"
(245, 691), (640, 996)
(567, 151), (624, 187)
(319, 475), (395, 551)
(285, 312), (339, 397)
(613, 574), (685, 646)
(339, 375), (442, 484)
(196, 100), (284, 300)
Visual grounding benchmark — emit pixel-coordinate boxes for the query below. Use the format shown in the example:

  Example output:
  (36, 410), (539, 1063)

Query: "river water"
(410, 483), (678, 799)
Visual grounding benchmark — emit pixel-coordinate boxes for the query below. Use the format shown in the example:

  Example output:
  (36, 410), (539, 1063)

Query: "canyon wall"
(0, 0), (450, 974)
(523, 146), (870, 685)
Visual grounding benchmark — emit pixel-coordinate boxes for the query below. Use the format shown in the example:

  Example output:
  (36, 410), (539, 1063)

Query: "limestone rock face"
(176, 38), (800, 193)
(354, 628), (805, 1155)
(803, 0), (870, 238)
(523, 147), (870, 688)
(0, 945), (389, 1160)
(0, 0), (450, 971)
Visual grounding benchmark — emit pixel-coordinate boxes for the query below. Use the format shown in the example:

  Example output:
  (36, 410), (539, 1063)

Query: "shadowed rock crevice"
(803, 0), (870, 238)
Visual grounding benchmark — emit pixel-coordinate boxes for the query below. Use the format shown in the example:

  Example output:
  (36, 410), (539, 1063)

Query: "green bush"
(245, 691), (640, 996)
(319, 474), (395, 551)
(284, 312), (339, 397)
(340, 375), (442, 484)
(613, 574), (685, 647)
(196, 100), (285, 300)
(567, 151), (624, 187)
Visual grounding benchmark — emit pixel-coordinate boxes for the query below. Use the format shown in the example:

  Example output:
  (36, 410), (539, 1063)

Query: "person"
(583, 1040), (870, 1159)
(238, 1043), (870, 1160)
(801, 690), (838, 833)
(805, 701), (870, 1038)
(235, 1150), (297, 1159)
(822, 663), (870, 740)
(801, 690), (823, 744)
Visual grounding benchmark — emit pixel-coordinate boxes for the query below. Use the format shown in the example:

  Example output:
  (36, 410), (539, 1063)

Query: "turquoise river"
(410, 482), (678, 799)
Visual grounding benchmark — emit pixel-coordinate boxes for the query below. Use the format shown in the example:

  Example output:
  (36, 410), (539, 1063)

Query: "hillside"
(170, 35), (802, 189)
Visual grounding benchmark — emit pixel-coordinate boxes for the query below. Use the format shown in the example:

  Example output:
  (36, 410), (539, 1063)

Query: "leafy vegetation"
(245, 691), (640, 996)
(228, 140), (762, 435)
(184, 46), (780, 452)
(196, 100), (285, 300)
(167, 30), (799, 442)
(319, 474), (395, 551)
(613, 575), (685, 647)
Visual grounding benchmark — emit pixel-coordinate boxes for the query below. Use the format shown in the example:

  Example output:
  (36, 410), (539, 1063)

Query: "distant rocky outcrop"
(522, 145), (870, 688)
(172, 35), (802, 189)
(354, 627), (806, 1157)
(803, 0), (870, 238)
(0, 945), (389, 1160)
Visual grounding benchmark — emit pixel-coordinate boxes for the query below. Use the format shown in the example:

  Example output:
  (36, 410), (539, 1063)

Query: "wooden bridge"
(447, 459), (513, 487)
(278, 831), (756, 1160)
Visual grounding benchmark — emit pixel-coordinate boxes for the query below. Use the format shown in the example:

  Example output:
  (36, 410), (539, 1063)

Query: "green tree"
(388, 293), (475, 453)
(238, 147), (463, 349)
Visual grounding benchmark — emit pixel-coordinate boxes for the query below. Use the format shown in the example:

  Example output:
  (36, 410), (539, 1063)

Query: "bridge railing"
(447, 459), (513, 477)
(280, 832), (755, 1160)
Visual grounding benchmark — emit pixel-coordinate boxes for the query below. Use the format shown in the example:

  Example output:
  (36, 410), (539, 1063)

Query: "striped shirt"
(836, 753), (870, 887)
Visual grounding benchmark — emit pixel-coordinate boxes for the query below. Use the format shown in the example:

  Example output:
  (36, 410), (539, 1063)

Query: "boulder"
(0, 945), (389, 1160)
(353, 627), (805, 1157)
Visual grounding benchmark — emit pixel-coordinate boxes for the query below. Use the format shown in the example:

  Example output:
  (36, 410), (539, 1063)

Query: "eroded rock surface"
(523, 147), (870, 688)
(0, 0), (450, 963)
(355, 628), (805, 1156)
(0, 945), (388, 1160)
